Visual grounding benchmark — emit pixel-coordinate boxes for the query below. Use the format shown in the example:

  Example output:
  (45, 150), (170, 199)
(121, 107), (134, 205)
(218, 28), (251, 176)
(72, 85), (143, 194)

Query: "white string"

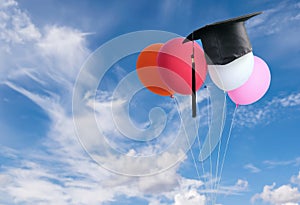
(212, 92), (227, 204)
(191, 38), (209, 204)
(215, 105), (238, 197)
(196, 95), (206, 172)
(173, 98), (203, 188)
(196, 86), (211, 204)
(207, 87), (214, 204)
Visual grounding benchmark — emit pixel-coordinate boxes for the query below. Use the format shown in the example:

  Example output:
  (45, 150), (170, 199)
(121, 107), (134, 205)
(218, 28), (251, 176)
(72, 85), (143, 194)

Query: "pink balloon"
(157, 37), (207, 95)
(228, 56), (271, 105)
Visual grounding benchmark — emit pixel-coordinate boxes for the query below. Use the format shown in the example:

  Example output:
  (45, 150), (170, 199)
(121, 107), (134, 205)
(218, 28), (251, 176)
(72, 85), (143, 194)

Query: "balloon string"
(215, 105), (238, 196)
(212, 92), (227, 204)
(208, 88), (214, 202)
(196, 86), (210, 202)
(173, 97), (203, 185)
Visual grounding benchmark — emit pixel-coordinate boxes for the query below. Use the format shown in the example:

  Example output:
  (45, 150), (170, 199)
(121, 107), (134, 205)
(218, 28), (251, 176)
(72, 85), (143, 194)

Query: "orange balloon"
(136, 43), (174, 97)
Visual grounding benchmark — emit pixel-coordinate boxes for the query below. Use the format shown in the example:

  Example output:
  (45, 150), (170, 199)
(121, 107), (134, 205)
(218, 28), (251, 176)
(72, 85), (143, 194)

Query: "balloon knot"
(170, 95), (174, 98)
(236, 104), (239, 108)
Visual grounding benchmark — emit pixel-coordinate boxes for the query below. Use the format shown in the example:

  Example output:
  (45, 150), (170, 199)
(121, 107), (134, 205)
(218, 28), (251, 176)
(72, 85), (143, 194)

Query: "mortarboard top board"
(183, 12), (262, 65)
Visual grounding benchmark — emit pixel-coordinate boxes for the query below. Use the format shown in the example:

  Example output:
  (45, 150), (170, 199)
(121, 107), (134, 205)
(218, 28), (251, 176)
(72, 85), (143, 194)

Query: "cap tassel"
(192, 37), (196, 118)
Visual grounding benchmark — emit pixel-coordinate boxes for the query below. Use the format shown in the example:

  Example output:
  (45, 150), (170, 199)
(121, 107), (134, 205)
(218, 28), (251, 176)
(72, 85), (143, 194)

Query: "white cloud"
(0, 0), (41, 78)
(0, 2), (191, 202)
(282, 203), (299, 205)
(252, 183), (300, 205)
(264, 157), (300, 168)
(213, 179), (248, 195)
(0, 7), (88, 98)
(174, 189), (206, 205)
(235, 92), (300, 128)
(0, 0), (41, 44)
(246, 0), (300, 67)
(159, 0), (192, 26)
(0, 160), (116, 204)
(277, 93), (300, 107)
(247, 0), (300, 37)
(0, 0), (17, 8)
(0, 1), (128, 204)
(244, 163), (261, 173)
(0, 145), (18, 159)
(172, 177), (249, 200)
(37, 25), (89, 81)
(0, 80), (187, 203)
(236, 179), (249, 189)
(291, 172), (300, 186)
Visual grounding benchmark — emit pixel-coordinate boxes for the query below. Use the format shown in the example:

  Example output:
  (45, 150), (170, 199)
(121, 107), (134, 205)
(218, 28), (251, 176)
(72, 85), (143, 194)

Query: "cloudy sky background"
(0, 0), (300, 204)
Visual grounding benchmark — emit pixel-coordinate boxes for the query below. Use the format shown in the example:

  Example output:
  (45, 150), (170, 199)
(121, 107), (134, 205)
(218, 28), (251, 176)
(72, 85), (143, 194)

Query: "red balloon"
(136, 43), (175, 97)
(157, 37), (207, 95)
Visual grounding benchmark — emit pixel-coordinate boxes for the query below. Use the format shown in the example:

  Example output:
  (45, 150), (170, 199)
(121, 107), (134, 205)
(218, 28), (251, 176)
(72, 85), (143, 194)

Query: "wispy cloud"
(158, 0), (192, 26)
(291, 172), (300, 186)
(244, 163), (261, 173)
(235, 92), (300, 128)
(0, 0), (40, 44)
(246, 0), (300, 68)
(0, 1), (207, 204)
(291, 172), (300, 187)
(263, 157), (300, 168)
(247, 0), (300, 37)
(199, 179), (249, 196)
(2, 79), (189, 204)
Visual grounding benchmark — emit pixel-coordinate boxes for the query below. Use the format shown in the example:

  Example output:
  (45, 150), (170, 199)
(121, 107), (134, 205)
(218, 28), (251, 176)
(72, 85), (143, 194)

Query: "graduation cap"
(183, 11), (262, 117)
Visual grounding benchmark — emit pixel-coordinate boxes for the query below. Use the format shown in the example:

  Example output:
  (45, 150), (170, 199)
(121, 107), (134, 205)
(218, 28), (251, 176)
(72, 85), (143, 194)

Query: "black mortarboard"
(184, 12), (262, 65)
(183, 12), (262, 118)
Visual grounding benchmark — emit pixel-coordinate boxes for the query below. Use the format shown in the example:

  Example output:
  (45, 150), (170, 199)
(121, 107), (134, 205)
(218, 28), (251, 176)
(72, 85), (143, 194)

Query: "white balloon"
(208, 52), (254, 91)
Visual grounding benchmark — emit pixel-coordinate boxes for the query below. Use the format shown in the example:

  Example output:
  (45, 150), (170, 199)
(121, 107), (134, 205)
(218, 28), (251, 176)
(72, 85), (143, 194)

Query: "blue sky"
(0, 0), (300, 204)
